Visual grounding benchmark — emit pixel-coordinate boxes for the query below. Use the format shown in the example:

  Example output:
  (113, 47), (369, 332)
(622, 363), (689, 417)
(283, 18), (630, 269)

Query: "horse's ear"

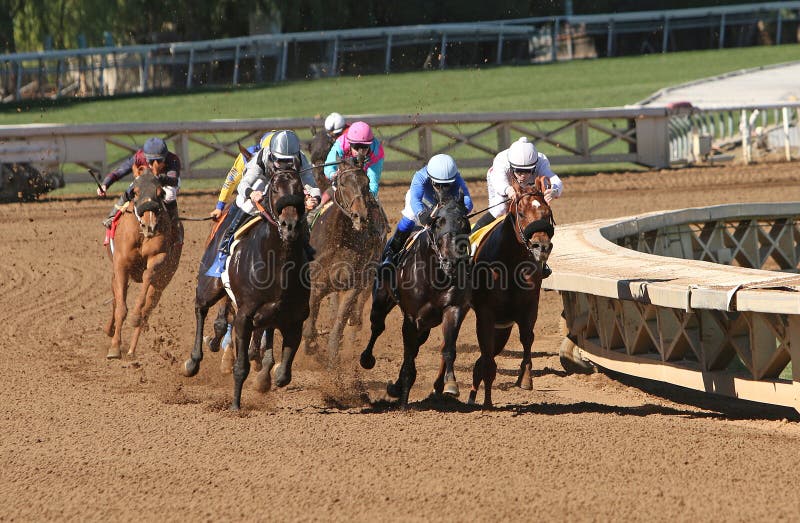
(310, 125), (317, 136)
(535, 176), (545, 194)
(238, 142), (253, 162)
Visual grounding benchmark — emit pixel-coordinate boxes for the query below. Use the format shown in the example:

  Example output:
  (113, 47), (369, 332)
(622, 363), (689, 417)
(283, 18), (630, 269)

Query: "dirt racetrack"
(4, 161), (800, 521)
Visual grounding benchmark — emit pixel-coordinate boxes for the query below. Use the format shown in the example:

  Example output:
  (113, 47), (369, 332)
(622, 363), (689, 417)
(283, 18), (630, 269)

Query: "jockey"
(210, 131), (274, 220)
(323, 121), (384, 198)
(324, 112), (347, 140)
(216, 130), (321, 257)
(472, 136), (562, 277)
(99, 137), (180, 227)
(380, 154), (473, 270)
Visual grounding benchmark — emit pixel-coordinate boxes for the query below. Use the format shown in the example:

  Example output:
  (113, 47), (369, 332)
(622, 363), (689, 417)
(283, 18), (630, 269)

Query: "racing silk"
(102, 150), (181, 188)
(215, 132), (275, 211)
(236, 148), (320, 215)
(323, 134), (384, 196)
(486, 149), (563, 218)
(400, 165), (473, 222)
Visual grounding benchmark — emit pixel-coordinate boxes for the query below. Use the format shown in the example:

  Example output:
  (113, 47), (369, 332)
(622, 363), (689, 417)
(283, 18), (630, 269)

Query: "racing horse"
(192, 169), (309, 410)
(104, 169), (182, 359)
(303, 158), (387, 360)
(307, 127), (334, 192)
(360, 192), (472, 408)
(468, 176), (554, 407)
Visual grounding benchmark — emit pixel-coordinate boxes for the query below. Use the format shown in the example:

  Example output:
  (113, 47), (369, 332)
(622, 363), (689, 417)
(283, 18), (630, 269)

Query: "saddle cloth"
(103, 201), (131, 248)
(469, 216), (504, 256)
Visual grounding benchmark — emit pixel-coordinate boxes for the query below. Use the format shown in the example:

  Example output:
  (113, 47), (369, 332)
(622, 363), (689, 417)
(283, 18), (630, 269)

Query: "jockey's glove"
(417, 209), (432, 226)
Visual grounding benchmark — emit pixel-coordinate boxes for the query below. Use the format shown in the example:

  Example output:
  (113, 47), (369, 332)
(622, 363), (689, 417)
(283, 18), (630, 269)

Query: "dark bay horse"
(468, 177), (554, 407)
(105, 170), (182, 359)
(303, 160), (387, 360)
(360, 193), (472, 408)
(186, 169), (310, 410)
(307, 128), (334, 192)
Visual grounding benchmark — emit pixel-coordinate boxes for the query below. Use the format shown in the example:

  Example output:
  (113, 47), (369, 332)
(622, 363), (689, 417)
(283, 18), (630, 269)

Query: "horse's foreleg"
(302, 285), (327, 356)
(327, 287), (360, 362)
(231, 313), (254, 411)
(183, 302), (210, 377)
(469, 310), (496, 408)
(254, 328), (275, 393)
(108, 269), (129, 359)
(249, 327), (265, 372)
(360, 281), (394, 370)
(435, 305), (467, 398)
(392, 316), (421, 408)
(274, 322), (303, 388)
(104, 273), (117, 337)
(128, 281), (163, 357)
(207, 300), (230, 352)
(516, 321), (535, 391)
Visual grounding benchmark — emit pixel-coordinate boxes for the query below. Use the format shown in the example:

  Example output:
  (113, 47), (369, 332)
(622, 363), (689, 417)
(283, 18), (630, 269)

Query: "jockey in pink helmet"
(324, 121), (385, 197)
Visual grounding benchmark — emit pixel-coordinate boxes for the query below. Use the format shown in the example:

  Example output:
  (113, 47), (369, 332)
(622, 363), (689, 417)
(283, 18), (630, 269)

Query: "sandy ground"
(3, 161), (800, 521)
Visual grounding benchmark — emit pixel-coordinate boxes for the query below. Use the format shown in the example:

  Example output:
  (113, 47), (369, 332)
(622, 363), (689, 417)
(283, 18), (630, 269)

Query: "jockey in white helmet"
(324, 112), (347, 139)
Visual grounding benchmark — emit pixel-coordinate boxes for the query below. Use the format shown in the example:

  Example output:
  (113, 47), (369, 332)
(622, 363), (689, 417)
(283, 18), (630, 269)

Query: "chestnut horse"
(303, 160), (387, 360)
(104, 170), (182, 359)
(360, 193), (472, 408)
(188, 169), (310, 410)
(468, 177), (554, 407)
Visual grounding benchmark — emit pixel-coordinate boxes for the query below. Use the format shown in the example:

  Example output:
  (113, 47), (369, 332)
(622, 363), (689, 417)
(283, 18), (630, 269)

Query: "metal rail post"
(233, 45), (240, 85)
(782, 107), (792, 161)
(384, 34), (393, 74)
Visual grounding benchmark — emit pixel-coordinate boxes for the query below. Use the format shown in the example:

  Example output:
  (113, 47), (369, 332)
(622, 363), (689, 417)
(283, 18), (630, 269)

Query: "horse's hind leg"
(104, 273), (116, 337)
(231, 312), (254, 411)
(128, 282), (164, 357)
(360, 281), (395, 370)
(254, 328), (275, 393)
(108, 269), (130, 359)
(302, 284), (328, 356)
(433, 306), (466, 398)
(469, 309), (496, 408)
(249, 327), (266, 372)
(390, 317), (421, 408)
(206, 300), (230, 352)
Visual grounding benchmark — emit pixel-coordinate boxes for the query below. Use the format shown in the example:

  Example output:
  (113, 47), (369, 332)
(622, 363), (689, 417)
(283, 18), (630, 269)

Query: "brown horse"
(303, 159), (387, 360)
(104, 170), (182, 359)
(201, 169), (310, 410)
(468, 177), (554, 407)
(360, 192), (472, 408)
(307, 127), (334, 192)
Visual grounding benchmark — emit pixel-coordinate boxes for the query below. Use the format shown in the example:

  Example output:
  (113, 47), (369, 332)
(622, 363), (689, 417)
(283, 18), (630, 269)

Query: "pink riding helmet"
(346, 121), (374, 144)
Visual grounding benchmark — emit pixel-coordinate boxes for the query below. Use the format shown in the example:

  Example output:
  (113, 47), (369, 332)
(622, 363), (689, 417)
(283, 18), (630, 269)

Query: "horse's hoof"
(443, 381), (460, 397)
(254, 369), (271, 393)
(183, 359), (199, 378)
(106, 349), (121, 360)
(517, 376), (533, 391)
(559, 339), (595, 375)
(275, 369), (292, 388)
(360, 352), (376, 370)
(467, 390), (477, 405)
(229, 403), (240, 412)
(386, 381), (401, 398)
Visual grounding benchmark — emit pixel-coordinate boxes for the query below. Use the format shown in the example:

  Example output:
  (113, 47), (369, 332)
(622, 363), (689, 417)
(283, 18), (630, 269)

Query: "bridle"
(255, 168), (303, 240)
(425, 202), (471, 276)
(331, 169), (368, 220)
(510, 189), (555, 259)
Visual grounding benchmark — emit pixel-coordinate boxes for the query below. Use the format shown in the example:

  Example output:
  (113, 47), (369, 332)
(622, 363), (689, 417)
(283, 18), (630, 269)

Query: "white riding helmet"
(324, 112), (346, 134)
(269, 130), (301, 159)
(507, 137), (539, 170)
(426, 154), (458, 184)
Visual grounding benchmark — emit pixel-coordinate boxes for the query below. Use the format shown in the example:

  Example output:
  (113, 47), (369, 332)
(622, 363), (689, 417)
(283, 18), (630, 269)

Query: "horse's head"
(428, 190), (472, 276)
(509, 177), (554, 271)
(332, 163), (372, 232)
(131, 168), (165, 238)
(262, 168), (306, 242)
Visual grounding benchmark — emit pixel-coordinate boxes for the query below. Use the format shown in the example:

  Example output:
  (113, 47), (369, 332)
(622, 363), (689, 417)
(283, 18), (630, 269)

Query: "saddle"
(233, 215), (263, 241)
(308, 201), (333, 230)
(469, 215), (504, 256)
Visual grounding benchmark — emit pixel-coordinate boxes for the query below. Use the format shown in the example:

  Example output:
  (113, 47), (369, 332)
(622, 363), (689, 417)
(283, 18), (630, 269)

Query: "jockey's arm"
(536, 154), (563, 200)
(488, 153), (513, 200)
(409, 169), (429, 217)
(101, 153), (136, 190)
(455, 175), (474, 212)
(366, 158), (383, 196)
(323, 142), (344, 180)
(238, 155), (265, 207)
(299, 154), (322, 207)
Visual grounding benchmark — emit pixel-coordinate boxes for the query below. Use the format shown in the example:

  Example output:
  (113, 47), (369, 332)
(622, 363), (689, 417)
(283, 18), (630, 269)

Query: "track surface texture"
(4, 162), (800, 520)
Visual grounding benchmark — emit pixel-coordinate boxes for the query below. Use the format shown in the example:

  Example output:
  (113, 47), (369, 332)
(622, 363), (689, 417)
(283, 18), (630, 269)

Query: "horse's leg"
(206, 300), (230, 352)
(108, 268), (130, 359)
(360, 281), (395, 370)
(434, 305), (467, 398)
(302, 284), (328, 356)
(220, 301), (237, 374)
(348, 286), (369, 328)
(515, 319), (536, 390)
(231, 312), (254, 411)
(128, 281), (164, 357)
(274, 321), (303, 388)
(468, 309), (496, 408)
(104, 272), (116, 337)
(249, 327), (265, 372)
(184, 281), (226, 378)
(254, 328), (275, 393)
(327, 287), (360, 363)
(327, 292), (339, 332)
(392, 316), (421, 408)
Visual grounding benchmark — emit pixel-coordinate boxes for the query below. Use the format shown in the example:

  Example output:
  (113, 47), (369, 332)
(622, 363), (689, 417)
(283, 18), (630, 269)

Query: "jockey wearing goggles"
(379, 154), (473, 272)
(324, 121), (384, 197)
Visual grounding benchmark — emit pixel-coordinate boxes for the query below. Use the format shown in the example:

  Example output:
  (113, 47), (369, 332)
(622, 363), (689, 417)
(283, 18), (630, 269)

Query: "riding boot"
(470, 211), (496, 233)
(219, 206), (249, 255)
(381, 230), (411, 269)
(103, 193), (129, 228)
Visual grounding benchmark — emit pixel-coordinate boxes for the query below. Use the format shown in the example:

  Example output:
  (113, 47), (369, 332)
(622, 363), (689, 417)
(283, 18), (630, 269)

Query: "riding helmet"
(507, 137), (539, 170)
(426, 154), (458, 184)
(324, 112), (346, 134)
(269, 130), (301, 159)
(143, 137), (168, 161)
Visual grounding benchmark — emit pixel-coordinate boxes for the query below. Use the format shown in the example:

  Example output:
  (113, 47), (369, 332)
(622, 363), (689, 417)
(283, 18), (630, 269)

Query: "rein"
(511, 192), (555, 258)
